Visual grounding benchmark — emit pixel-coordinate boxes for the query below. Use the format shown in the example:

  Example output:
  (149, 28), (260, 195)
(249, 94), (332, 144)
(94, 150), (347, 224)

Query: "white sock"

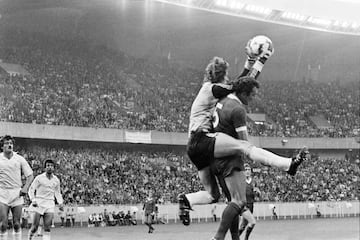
(42, 232), (50, 240)
(0, 231), (8, 240)
(12, 230), (21, 240)
(249, 147), (291, 171)
(37, 226), (42, 235)
(186, 191), (214, 207)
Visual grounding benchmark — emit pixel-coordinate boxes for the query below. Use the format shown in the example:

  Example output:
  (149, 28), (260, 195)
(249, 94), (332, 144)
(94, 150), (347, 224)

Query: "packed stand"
(17, 145), (359, 205)
(0, 29), (359, 137)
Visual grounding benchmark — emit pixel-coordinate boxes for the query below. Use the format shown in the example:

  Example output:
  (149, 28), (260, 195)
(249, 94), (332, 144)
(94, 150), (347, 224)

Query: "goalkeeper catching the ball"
(179, 35), (309, 227)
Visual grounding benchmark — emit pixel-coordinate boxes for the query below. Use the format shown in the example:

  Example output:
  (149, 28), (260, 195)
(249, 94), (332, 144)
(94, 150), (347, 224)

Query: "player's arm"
(22, 174), (34, 196)
(20, 157), (34, 196)
(55, 178), (64, 210)
(231, 107), (249, 141)
(212, 83), (234, 99)
(28, 176), (39, 205)
(238, 41), (275, 80)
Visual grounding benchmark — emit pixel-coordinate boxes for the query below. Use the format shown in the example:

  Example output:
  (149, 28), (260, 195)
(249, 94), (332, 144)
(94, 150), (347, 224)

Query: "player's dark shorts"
(187, 130), (216, 170)
(210, 155), (245, 201)
(211, 155), (245, 179)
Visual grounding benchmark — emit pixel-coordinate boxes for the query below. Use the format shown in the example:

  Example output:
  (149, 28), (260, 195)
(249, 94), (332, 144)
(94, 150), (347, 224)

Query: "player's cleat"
(148, 226), (154, 234)
(287, 147), (309, 176)
(178, 193), (192, 226)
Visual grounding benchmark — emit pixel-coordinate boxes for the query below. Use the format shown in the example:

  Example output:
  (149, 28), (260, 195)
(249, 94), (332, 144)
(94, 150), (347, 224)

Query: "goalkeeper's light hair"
(204, 56), (229, 83)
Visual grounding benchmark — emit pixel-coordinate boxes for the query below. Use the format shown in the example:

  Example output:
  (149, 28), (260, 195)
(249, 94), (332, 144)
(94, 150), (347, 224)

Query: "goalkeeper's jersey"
(188, 81), (233, 135)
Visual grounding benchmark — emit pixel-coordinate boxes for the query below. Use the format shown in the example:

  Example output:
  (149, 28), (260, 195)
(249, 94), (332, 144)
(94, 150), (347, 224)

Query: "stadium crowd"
(17, 146), (359, 205)
(0, 29), (359, 137)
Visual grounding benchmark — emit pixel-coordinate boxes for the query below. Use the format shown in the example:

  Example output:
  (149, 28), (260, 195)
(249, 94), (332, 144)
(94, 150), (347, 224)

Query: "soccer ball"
(245, 35), (273, 58)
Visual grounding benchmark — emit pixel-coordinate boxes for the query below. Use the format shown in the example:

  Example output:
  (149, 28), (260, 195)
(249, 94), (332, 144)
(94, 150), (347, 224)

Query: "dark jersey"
(143, 198), (156, 215)
(211, 93), (247, 187)
(246, 179), (256, 204)
(213, 93), (247, 138)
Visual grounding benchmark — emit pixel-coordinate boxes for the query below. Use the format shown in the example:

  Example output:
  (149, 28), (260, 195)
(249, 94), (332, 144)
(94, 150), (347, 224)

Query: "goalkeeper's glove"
(258, 42), (274, 64)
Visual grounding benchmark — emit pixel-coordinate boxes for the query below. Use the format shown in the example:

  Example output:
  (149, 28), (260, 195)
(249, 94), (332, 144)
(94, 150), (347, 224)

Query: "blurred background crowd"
(1, 29), (359, 137)
(17, 146), (359, 205)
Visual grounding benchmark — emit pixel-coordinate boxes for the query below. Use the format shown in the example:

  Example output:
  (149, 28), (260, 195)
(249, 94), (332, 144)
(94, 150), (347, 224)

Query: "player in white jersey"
(179, 49), (309, 225)
(27, 159), (63, 240)
(0, 135), (34, 240)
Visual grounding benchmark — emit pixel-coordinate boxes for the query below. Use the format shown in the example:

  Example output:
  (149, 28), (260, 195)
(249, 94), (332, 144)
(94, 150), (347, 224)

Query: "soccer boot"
(287, 147), (309, 176)
(178, 193), (192, 226)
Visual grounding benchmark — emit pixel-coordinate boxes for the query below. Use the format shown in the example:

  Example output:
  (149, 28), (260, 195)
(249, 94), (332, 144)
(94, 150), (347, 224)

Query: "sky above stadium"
(242, 0), (360, 23)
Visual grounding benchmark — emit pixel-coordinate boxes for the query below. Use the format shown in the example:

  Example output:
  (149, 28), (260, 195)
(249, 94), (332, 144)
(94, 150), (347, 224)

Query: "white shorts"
(0, 188), (24, 207)
(28, 198), (55, 215)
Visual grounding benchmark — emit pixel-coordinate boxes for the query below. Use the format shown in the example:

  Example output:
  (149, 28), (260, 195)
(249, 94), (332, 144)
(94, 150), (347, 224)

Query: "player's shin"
(214, 202), (244, 240)
(248, 147), (291, 171)
(229, 215), (240, 240)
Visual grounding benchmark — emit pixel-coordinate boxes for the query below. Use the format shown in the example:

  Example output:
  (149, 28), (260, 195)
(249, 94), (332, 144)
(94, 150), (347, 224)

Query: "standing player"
(238, 163), (260, 240)
(143, 193), (156, 234)
(0, 135), (34, 240)
(27, 159), (64, 240)
(179, 49), (308, 225)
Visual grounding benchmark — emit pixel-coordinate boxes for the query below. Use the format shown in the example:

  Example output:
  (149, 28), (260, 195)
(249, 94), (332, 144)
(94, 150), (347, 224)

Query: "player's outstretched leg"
(178, 193), (192, 226)
(287, 147), (309, 176)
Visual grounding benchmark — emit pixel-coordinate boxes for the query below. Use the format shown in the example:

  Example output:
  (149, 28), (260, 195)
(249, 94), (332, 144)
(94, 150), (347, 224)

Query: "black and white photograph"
(0, 0), (359, 239)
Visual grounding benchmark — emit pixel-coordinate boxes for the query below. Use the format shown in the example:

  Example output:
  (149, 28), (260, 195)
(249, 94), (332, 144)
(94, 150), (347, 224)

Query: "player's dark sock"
(244, 225), (255, 240)
(229, 215), (240, 240)
(214, 202), (243, 240)
(238, 226), (246, 236)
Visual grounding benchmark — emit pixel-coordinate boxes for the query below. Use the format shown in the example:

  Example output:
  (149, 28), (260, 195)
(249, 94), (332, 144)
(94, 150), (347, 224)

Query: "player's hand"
(31, 201), (38, 207)
(59, 204), (64, 211)
(19, 189), (27, 197)
(245, 38), (256, 58)
(258, 42), (274, 61)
